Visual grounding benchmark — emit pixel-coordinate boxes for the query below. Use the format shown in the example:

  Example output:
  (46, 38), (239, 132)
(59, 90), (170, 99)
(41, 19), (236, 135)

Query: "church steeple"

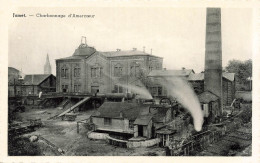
(44, 54), (52, 74)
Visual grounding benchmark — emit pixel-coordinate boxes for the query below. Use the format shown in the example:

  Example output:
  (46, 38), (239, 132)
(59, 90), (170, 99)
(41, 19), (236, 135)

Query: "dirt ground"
(14, 106), (165, 156)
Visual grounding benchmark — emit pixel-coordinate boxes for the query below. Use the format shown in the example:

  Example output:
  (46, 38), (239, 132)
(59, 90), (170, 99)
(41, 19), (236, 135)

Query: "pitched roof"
(148, 69), (194, 77)
(101, 50), (162, 58)
(151, 107), (169, 123)
(223, 72), (235, 81)
(56, 55), (86, 61)
(73, 44), (96, 56)
(8, 67), (20, 73)
(156, 125), (176, 134)
(198, 91), (219, 103)
(134, 114), (153, 125)
(188, 72), (235, 82)
(96, 102), (150, 120)
(23, 74), (52, 85)
(187, 73), (204, 81)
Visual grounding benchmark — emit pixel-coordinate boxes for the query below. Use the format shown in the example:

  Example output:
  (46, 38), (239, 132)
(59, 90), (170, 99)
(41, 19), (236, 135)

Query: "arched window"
(114, 84), (123, 93)
(61, 66), (69, 78)
(130, 62), (140, 77)
(91, 64), (103, 78)
(114, 63), (123, 77)
(74, 66), (81, 78)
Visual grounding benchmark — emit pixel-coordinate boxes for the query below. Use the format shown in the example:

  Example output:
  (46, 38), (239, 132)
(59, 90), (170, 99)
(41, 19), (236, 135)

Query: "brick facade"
(56, 43), (163, 94)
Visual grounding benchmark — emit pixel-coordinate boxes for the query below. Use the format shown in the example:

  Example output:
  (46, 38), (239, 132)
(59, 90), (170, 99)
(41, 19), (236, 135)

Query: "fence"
(168, 130), (223, 156)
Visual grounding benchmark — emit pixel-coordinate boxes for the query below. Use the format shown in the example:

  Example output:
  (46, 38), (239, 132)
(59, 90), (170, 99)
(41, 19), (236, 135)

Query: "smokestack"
(204, 8), (223, 115)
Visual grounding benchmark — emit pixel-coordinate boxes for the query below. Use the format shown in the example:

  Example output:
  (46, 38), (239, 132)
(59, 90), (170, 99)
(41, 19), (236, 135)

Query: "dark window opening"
(114, 85), (123, 93)
(129, 120), (134, 129)
(114, 65), (123, 77)
(158, 87), (162, 96)
(104, 118), (112, 126)
(61, 67), (69, 78)
(91, 67), (102, 78)
(74, 84), (81, 92)
(62, 84), (68, 92)
(74, 67), (81, 77)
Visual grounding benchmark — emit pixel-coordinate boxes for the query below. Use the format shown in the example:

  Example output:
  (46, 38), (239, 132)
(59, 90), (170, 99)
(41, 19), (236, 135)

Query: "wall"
(222, 78), (235, 106)
(127, 138), (160, 148)
(147, 76), (167, 97)
(92, 116), (134, 134)
(56, 59), (85, 93)
(56, 50), (163, 94)
(189, 81), (204, 94)
(87, 131), (109, 140)
(86, 53), (110, 93)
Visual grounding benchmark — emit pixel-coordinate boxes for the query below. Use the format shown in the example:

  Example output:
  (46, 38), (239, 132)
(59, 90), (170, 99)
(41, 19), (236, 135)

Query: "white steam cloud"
(101, 72), (152, 99)
(117, 83), (153, 99)
(159, 77), (204, 131)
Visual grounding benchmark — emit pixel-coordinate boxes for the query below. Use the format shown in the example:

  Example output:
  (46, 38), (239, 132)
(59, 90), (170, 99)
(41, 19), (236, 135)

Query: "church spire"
(44, 54), (52, 74)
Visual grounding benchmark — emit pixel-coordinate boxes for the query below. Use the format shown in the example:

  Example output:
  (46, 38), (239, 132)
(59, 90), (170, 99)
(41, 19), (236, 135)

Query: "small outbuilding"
(198, 91), (220, 124)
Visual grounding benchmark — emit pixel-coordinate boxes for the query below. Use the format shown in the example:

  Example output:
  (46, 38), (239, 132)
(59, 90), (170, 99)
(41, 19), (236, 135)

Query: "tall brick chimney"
(204, 8), (223, 116)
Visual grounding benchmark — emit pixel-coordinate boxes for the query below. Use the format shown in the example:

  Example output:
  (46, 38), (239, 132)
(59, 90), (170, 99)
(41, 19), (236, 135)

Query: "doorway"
(91, 86), (99, 94)
(138, 125), (143, 137)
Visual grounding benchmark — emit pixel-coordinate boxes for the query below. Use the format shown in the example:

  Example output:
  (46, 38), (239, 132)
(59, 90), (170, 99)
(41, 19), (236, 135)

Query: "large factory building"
(56, 38), (163, 94)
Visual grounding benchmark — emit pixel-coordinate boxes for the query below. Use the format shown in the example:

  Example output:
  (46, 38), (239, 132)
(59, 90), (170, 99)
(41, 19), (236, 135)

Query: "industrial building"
(55, 38), (163, 94)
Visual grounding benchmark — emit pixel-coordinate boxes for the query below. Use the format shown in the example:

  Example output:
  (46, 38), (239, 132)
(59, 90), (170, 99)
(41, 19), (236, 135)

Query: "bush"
(8, 137), (42, 156)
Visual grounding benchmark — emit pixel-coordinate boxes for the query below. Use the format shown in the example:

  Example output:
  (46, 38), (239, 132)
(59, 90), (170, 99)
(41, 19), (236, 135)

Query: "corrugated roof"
(23, 74), (51, 85)
(188, 72), (235, 82)
(148, 69), (194, 77)
(134, 114), (153, 125)
(96, 102), (150, 120)
(198, 91), (219, 103)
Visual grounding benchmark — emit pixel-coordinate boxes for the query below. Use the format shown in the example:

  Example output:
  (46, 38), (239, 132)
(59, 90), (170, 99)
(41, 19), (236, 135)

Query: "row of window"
(148, 66), (161, 72)
(61, 67), (81, 78)
(104, 118), (134, 129)
(61, 84), (123, 93)
(61, 65), (141, 78)
(61, 84), (81, 93)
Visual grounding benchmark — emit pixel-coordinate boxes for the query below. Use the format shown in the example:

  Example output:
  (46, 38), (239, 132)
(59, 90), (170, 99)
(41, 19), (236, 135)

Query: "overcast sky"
(8, 7), (252, 75)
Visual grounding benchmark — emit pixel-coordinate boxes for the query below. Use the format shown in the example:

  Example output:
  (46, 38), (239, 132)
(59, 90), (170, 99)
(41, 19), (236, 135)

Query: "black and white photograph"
(2, 2), (259, 161)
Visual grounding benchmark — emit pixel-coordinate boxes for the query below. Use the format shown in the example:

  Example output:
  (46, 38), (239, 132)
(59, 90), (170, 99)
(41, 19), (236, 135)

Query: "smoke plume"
(117, 83), (153, 99)
(159, 77), (204, 131)
(101, 72), (152, 99)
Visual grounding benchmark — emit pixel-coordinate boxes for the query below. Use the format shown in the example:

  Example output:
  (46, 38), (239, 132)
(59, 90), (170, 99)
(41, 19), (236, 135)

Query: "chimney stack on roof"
(151, 48), (153, 54)
(143, 46), (146, 53)
(133, 48), (137, 51)
(116, 49), (121, 51)
(81, 36), (87, 45)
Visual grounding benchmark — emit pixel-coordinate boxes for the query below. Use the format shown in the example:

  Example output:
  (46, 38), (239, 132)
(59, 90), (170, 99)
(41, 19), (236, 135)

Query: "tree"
(225, 59), (252, 90)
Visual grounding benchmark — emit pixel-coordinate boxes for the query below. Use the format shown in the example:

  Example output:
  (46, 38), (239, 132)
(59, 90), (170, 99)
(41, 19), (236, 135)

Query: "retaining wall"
(127, 138), (160, 148)
(87, 132), (109, 140)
